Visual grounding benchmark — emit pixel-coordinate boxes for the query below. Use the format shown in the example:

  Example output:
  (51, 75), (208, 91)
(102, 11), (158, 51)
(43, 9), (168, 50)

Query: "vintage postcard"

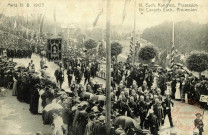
(0, 0), (208, 135)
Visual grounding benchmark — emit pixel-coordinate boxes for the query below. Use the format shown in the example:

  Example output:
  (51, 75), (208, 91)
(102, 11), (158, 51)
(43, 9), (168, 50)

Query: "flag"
(93, 8), (103, 27)
(122, 0), (131, 23)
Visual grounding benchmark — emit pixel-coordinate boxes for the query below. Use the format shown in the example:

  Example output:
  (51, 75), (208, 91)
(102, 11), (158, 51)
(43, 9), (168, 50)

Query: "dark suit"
(84, 69), (91, 85)
(162, 98), (174, 127)
(67, 69), (73, 87)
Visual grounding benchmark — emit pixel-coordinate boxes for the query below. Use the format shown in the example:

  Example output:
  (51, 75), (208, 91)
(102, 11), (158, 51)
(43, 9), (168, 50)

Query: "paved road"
(0, 54), (106, 135)
(0, 54), (208, 135)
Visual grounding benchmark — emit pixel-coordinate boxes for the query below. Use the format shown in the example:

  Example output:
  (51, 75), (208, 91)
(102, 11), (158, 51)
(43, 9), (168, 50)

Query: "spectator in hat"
(146, 109), (159, 135)
(194, 113), (204, 135)
(94, 115), (106, 135)
(153, 98), (164, 127)
(58, 68), (64, 89)
(84, 66), (91, 85)
(90, 62), (96, 78)
(67, 66), (73, 87)
(162, 94), (174, 127)
(74, 66), (82, 84)
(171, 76), (177, 99)
(85, 114), (96, 135)
(138, 95), (148, 129)
(40, 57), (45, 69)
(54, 68), (60, 84)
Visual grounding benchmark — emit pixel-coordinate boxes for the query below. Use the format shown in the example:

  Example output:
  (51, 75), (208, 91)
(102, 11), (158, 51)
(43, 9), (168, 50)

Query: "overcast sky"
(1, 0), (208, 31)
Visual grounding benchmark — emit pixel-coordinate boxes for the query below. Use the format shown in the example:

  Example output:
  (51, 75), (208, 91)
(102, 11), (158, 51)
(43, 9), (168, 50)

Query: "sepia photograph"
(0, 0), (208, 135)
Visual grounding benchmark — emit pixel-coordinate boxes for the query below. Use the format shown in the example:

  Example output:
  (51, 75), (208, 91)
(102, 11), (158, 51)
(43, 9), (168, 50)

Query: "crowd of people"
(0, 48), (33, 58)
(0, 52), (207, 135)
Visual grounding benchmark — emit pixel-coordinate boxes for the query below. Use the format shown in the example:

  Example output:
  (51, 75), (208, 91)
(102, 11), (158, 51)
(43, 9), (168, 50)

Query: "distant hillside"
(141, 21), (208, 53)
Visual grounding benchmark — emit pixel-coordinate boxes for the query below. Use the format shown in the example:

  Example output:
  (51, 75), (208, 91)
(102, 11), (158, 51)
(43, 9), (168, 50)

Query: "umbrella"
(91, 95), (106, 101)
(43, 103), (63, 112)
(114, 116), (139, 129)
(83, 92), (94, 99)
(98, 95), (106, 101)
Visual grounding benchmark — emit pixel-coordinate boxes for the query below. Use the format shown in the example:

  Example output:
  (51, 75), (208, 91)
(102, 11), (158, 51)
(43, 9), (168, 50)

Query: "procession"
(0, 0), (208, 135)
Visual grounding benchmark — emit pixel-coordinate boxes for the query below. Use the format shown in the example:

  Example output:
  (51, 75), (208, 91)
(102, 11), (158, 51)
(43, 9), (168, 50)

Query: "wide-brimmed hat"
(195, 113), (202, 117)
(98, 115), (105, 121)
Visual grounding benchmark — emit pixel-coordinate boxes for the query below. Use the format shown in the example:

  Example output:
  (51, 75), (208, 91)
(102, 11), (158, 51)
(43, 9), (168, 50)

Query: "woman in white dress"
(165, 82), (172, 96)
(175, 79), (181, 100)
(152, 72), (159, 90)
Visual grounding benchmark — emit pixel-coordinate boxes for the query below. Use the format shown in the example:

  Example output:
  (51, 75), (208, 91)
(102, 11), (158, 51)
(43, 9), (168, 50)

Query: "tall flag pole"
(54, 7), (57, 36)
(132, 0), (136, 65)
(129, 31), (133, 60)
(67, 24), (69, 50)
(26, 14), (28, 39)
(171, 21), (175, 68)
(106, 0), (111, 134)
(40, 13), (45, 38)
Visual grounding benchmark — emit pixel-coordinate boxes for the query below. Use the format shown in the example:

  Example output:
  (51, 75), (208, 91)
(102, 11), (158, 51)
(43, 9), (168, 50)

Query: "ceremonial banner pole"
(133, 0), (136, 65)
(54, 7), (57, 36)
(26, 14), (28, 39)
(67, 24), (69, 49)
(106, 0), (111, 134)
(171, 21), (175, 68)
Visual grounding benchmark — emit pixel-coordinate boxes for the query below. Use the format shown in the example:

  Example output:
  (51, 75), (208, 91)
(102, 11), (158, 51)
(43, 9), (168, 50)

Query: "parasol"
(91, 95), (106, 101)
(114, 116), (139, 129)
(43, 102), (63, 112)
(83, 92), (94, 99)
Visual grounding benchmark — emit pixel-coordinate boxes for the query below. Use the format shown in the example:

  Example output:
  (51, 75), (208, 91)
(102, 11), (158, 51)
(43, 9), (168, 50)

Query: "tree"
(186, 52), (208, 78)
(138, 46), (157, 62)
(84, 39), (97, 50)
(111, 42), (122, 58)
(141, 21), (208, 53)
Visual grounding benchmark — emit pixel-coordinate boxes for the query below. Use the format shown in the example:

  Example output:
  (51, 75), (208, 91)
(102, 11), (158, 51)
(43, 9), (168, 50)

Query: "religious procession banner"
(47, 38), (62, 61)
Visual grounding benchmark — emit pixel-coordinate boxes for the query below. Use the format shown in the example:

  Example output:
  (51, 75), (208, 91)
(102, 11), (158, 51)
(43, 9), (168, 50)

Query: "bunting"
(129, 32), (134, 60)
(171, 21), (175, 68)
